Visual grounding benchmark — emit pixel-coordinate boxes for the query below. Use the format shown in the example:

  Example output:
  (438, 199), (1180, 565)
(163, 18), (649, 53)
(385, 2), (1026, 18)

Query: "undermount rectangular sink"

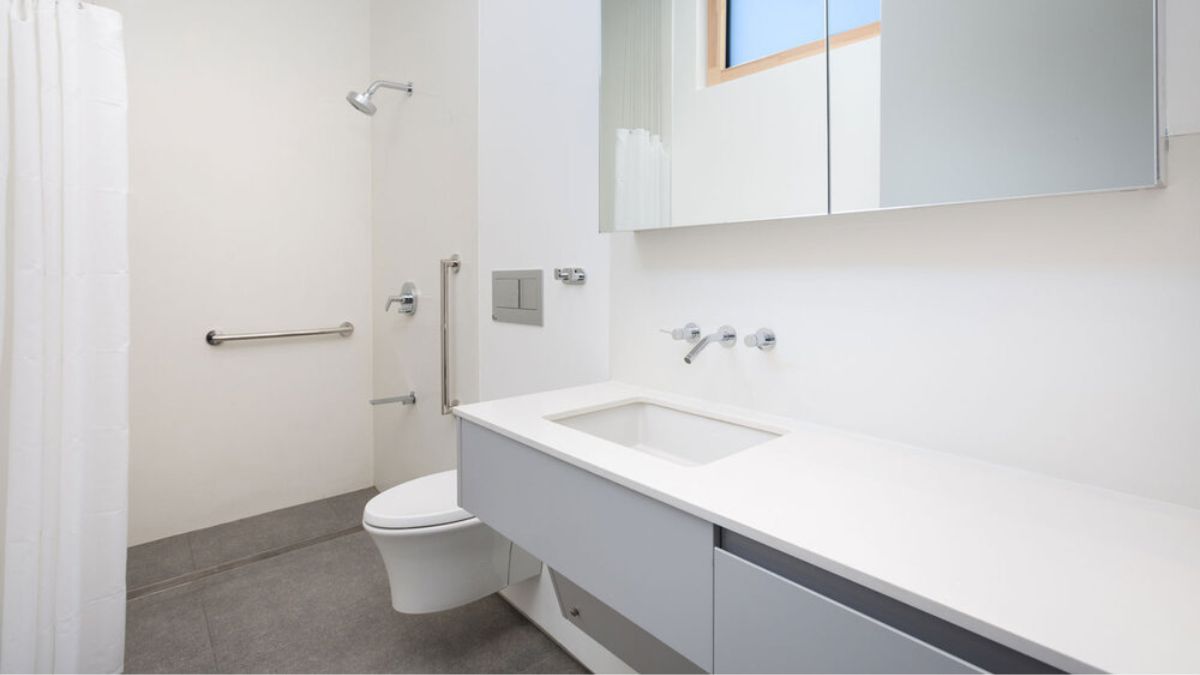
(548, 400), (782, 466)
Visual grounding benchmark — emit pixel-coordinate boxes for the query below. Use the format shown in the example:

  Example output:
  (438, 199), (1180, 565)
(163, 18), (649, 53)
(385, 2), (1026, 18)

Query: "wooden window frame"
(707, 0), (881, 86)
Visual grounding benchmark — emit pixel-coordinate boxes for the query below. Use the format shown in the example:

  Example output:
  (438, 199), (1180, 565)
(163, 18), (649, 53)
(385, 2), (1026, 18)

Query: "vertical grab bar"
(440, 254), (461, 415)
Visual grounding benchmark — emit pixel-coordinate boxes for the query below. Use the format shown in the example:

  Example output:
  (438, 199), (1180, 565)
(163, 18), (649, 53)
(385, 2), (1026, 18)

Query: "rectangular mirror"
(831, 0), (1159, 214)
(600, 0), (1160, 232)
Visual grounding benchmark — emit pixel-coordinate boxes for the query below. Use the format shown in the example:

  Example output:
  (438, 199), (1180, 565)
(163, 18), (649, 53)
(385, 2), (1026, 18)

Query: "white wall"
(612, 133), (1200, 510)
(369, 0), (480, 490)
(477, 1), (623, 671)
(98, 0), (374, 545)
(477, 1), (610, 402)
(609, 1), (1200, 510)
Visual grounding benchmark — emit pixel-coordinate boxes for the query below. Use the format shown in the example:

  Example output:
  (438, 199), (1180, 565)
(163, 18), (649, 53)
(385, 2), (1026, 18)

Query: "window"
(708, 0), (881, 86)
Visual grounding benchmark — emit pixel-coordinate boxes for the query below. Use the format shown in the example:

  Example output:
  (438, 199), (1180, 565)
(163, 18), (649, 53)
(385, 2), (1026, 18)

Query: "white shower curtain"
(605, 0), (671, 230)
(0, 1), (129, 672)
(613, 127), (670, 231)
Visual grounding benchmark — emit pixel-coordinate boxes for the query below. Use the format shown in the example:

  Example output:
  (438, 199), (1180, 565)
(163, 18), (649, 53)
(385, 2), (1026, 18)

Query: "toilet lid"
(363, 470), (473, 529)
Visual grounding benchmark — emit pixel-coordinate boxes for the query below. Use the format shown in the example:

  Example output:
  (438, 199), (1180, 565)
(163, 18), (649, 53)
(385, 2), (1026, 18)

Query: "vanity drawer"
(715, 549), (980, 674)
(715, 531), (1061, 674)
(458, 421), (714, 671)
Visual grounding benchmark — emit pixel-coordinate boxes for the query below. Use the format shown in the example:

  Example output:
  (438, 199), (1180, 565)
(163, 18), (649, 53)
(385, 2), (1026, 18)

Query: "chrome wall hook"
(553, 267), (587, 285)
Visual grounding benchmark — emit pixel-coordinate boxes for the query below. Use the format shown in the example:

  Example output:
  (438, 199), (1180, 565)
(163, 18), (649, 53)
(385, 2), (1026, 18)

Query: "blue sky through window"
(727, 0), (881, 67)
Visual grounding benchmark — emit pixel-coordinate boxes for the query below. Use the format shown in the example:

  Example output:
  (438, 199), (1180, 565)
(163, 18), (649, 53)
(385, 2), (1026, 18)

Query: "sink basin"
(548, 400), (782, 466)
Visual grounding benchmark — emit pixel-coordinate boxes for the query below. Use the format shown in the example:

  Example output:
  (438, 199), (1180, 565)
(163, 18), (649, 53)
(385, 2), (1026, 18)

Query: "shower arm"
(365, 80), (414, 96)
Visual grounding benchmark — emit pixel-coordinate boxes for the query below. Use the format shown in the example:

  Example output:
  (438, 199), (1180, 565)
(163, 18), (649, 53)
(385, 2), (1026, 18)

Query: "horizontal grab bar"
(370, 391), (416, 406)
(206, 321), (354, 346)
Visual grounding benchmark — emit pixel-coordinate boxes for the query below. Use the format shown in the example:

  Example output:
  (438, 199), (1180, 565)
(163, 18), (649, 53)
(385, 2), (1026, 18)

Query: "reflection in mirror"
(600, 0), (672, 231)
(831, 0), (1158, 214)
(679, 0), (828, 227)
(723, 0), (825, 72)
(601, 0), (1158, 232)
(828, 0), (884, 213)
(601, 0), (829, 231)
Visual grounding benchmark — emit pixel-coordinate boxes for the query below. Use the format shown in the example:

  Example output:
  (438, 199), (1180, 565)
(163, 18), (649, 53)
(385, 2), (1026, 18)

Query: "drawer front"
(714, 549), (981, 674)
(459, 422), (714, 671)
(549, 569), (705, 674)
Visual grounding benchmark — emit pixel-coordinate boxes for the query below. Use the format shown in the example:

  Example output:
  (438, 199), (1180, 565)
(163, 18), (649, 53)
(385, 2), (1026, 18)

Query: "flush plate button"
(519, 277), (541, 310)
(493, 279), (520, 309)
(492, 269), (543, 325)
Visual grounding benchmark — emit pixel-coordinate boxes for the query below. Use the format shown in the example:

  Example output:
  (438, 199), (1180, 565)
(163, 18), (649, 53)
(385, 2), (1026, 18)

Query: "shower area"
(100, 0), (481, 551)
(81, 0), (502, 670)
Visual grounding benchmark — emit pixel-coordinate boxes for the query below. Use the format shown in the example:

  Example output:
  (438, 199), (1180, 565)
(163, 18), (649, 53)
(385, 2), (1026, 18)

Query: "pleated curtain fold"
(0, 1), (129, 672)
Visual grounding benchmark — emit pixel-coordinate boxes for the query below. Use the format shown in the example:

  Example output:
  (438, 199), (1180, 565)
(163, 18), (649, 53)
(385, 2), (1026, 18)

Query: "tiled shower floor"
(124, 489), (586, 674)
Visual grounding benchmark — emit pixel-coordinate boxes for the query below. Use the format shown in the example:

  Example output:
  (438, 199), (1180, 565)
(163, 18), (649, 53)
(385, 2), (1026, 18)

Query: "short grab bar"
(370, 391), (416, 406)
(440, 254), (461, 414)
(206, 322), (354, 346)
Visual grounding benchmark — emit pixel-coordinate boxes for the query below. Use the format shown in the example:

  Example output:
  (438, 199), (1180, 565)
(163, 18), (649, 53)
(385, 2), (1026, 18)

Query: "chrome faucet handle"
(683, 325), (737, 364)
(661, 323), (701, 343)
(385, 281), (418, 315)
(714, 325), (738, 346)
(744, 328), (776, 351)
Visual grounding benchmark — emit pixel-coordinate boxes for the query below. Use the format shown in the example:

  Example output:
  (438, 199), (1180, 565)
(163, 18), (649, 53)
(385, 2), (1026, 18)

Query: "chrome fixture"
(386, 282), (418, 315)
(661, 323), (701, 343)
(370, 391), (417, 406)
(440, 254), (461, 415)
(683, 325), (737, 364)
(346, 80), (413, 116)
(206, 321), (353, 346)
(744, 328), (776, 351)
(553, 267), (587, 285)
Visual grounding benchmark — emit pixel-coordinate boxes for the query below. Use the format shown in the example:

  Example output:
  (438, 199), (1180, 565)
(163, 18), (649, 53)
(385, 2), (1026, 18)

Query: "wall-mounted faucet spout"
(346, 80), (414, 116)
(683, 325), (737, 364)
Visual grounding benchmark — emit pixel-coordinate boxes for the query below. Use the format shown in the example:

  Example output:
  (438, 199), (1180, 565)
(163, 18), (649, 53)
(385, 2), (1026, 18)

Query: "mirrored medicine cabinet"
(599, 0), (1161, 232)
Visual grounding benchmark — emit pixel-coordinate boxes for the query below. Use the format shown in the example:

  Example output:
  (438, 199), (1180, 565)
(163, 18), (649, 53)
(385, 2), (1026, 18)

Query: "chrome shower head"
(346, 90), (377, 115)
(346, 80), (413, 116)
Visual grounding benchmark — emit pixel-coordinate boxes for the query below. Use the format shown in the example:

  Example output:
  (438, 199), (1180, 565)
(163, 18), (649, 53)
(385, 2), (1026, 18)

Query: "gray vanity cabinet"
(459, 421), (1059, 675)
(458, 422), (714, 671)
(714, 550), (980, 674)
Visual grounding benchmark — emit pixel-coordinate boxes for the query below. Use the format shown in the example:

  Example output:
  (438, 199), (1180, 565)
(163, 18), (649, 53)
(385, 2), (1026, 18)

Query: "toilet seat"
(364, 470), (472, 529)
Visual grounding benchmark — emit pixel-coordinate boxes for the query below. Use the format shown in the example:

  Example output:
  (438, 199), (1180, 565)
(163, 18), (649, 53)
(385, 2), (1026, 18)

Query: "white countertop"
(454, 382), (1200, 674)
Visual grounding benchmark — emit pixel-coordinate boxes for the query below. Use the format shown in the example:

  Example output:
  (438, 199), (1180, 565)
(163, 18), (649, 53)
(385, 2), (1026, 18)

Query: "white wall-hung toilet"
(363, 469), (539, 614)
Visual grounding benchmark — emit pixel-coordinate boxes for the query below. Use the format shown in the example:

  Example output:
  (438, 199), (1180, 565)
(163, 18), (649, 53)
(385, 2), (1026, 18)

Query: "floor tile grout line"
(185, 526), (198, 577)
(197, 581), (221, 674)
(128, 524), (364, 601)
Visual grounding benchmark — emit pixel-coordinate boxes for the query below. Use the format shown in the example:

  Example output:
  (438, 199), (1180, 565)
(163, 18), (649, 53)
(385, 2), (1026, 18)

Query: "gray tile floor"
(125, 490), (587, 674)
(127, 488), (380, 592)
